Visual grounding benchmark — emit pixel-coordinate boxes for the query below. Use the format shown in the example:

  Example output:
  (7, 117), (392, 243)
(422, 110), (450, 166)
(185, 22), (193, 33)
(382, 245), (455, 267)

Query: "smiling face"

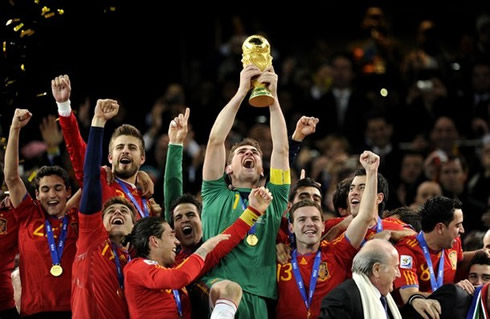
(173, 203), (202, 250)
(154, 222), (180, 267)
(35, 175), (71, 218)
(439, 208), (464, 249)
(102, 203), (135, 239)
(227, 145), (263, 186)
(348, 175), (366, 217)
(109, 135), (145, 180)
(289, 205), (325, 253)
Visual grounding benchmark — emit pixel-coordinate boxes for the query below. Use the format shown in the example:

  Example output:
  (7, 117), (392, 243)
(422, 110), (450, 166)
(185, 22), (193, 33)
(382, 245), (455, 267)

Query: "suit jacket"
(318, 279), (364, 319)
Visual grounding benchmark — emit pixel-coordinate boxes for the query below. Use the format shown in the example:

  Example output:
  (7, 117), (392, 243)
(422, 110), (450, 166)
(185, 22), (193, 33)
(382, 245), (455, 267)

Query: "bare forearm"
(269, 100), (289, 169)
(194, 245), (208, 260)
(5, 127), (21, 182)
(208, 91), (247, 144)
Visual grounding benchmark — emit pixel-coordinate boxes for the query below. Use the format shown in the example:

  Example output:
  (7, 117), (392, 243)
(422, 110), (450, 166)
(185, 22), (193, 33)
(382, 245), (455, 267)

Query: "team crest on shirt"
(400, 255), (413, 269)
(448, 251), (457, 270)
(0, 217), (7, 234)
(318, 262), (331, 281)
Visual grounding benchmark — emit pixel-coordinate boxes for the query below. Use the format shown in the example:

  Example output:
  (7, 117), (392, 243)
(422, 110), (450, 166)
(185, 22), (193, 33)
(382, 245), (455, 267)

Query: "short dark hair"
(353, 168), (389, 212)
(102, 196), (137, 223)
(420, 196), (462, 232)
(33, 165), (70, 191)
(470, 250), (490, 267)
(288, 199), (323, 224)
(169, 194), (202, 227)
(227, 138), (263, 164)
(109, 124), (145, 156)
(288, 178), (322, 203)
(129, 216), (167, 258)
(383, 206), (421, 232)
(333, 177), (352, 216)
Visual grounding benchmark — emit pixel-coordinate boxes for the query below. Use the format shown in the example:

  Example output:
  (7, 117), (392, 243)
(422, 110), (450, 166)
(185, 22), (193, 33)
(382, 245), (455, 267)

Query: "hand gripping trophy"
(242, 34), (274, 107)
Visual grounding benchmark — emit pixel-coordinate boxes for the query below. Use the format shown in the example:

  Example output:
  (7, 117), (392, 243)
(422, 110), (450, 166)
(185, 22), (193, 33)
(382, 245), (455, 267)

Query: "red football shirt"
(71, 211), (131, 319)
(276, 235), (357, 318)
(394, 235), (463, 294)
(14, 195), (78, 316)
(124, 256), (204, 319)
(0, 202), (18, 311)
(59, 113), (150, 219)
(324, 216), (407, 239)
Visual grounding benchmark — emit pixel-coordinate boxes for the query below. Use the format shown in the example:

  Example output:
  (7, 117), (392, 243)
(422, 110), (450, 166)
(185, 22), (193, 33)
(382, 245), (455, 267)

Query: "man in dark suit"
(319, 239), (402, 319)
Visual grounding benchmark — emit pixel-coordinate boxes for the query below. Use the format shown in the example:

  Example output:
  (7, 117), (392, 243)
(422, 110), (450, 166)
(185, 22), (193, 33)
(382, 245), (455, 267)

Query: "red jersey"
(324, 216), (407, 240)
(59, 112), (151, 219)
(0, 201), (18, 311)
(14, 195), (78, 316)
(275, 234), (357, 319)
(72, 211), (131, 319)
(125, 256), (204, 319)
(394, 235), (463, 294)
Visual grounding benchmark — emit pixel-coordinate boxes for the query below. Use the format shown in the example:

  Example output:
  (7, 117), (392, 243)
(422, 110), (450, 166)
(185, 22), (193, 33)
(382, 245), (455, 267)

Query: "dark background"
(1, 0), (489, 139)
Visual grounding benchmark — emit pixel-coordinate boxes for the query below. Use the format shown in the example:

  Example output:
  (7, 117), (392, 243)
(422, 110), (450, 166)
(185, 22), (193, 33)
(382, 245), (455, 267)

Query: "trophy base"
(249, 88), (274, 107)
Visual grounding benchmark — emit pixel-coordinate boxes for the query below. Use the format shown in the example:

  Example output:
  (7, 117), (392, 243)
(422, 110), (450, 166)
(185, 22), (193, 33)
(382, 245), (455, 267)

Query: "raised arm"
(52, 74), (86, 187)
(164, 108), (189, 220)
(4, 109), (32, 207)
(203, 65), (262, 181)
(262, 67), (289, 170)
(345, 151), (379, 248)
(79, 99), (119, 214)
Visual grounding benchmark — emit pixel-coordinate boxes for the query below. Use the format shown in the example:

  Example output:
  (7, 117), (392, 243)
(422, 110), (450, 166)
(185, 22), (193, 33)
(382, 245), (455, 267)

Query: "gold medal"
(246, 234), (258, 246)
(50, 264), (63, 277)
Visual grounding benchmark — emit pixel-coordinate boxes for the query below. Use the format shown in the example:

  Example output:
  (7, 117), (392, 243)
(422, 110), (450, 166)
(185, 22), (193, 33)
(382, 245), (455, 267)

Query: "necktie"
(380, 296), (390, 319)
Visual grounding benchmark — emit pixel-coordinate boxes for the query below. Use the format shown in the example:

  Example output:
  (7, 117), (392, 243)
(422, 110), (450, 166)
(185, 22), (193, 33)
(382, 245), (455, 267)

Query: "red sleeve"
(127, 256), (204, 290)
(199, 218), (250, 276)
(324, 217), (344, 233)
(12, 194), (35, 221)
(59, 112), (87, 187)
(328, 234), (358, 268)
(382, 218), (407, 231)
(276, 217), (289, 244)
(394, 240), (419, 290)
(77, 212), (107, 252)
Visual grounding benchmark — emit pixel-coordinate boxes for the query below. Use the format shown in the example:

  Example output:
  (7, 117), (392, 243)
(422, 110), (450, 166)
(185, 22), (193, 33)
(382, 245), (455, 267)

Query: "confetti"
(44, 12), (55, 19)
(20, 64), (25, 71)
(5, 18), (20, 26)
(36, 92), (47, 97)
(57, 9), (64, 15)
(28, 170), (37, 182)
(13, 23), (24, 32)
(20, 29), (35, 38)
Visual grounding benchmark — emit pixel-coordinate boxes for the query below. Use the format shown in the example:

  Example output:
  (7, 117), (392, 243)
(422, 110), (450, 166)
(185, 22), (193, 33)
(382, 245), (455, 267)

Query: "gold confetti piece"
(2, 41), (6, 53)
(34, 0), (40, 4)
(36, 92), (47, 97)
(20, 29), (35, 38)
(5, 80), (16, 87)
(19, 159), (24, 164)
(109, 6), (116, 11)
(28, 170), (37, 182)
(6, 18), (20, 26)
(13, 23), (24, 32)
(20, 64), (25, 71)
(41, 6), (50, 15)
(57, 9), (64, 15)
(44, 12), (55, 19)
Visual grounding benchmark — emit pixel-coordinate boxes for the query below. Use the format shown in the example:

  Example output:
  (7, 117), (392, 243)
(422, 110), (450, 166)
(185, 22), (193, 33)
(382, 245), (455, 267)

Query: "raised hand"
(147, 198), (162, 217)
(12, 109), (32, 129)
(168, 107), (190, 145)
(359, 150), (380, 172)
(238, 64), (262, 95)
(292, 116), (320, 142)
(94, 99), (119, 122)
(135, 170), (154, 198)
(198, 233), (232, 259)
(248, 186), (273, 214)
(51, 74), (71, 103)
(40, 115), (63, 148)
(258, 66), (278, 98)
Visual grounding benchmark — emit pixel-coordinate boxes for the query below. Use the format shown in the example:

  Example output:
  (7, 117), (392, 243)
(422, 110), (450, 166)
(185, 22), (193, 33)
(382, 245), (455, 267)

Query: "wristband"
(408, 293), (426, 306)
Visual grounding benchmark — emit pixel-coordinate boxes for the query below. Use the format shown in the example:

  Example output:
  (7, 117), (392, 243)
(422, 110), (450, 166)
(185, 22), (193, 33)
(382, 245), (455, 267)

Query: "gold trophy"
(242, 35), (274, 107)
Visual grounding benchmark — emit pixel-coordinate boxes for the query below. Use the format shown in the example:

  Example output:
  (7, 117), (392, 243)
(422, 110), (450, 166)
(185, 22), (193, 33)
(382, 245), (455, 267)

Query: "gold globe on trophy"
(242, 35), (274, 107)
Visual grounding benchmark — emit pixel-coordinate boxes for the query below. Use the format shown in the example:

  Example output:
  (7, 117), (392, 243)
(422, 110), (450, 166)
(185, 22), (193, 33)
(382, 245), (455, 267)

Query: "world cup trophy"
(242, 35), (274, 107)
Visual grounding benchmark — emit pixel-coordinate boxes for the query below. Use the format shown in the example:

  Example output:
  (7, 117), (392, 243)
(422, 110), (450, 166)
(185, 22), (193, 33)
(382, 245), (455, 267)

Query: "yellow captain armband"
(239, 207), (262, 226)
(270, 168), (291, 185)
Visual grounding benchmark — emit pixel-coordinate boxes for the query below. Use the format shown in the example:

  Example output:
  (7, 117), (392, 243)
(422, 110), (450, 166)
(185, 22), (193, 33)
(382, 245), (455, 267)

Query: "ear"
(149, 235), (159, 248)
(225, 164), (233, 175)
(108, 152), (113, 164)
(66, 186), (72, 199)
(260, 168), (264, 177)
(372, 262), (382, 278)
(436, 223), (445, 234)
(35, 189), (40, 200)
(140, 153), (145, 165)
(288, 221), (294, 234)
(376, 193), (384, 206)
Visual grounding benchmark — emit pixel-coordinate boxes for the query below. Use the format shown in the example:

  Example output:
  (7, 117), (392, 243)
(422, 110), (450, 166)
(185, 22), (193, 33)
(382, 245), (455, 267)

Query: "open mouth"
(182, 226), (192, 236)
(111, 217), (124, 225)
(119, 157), (132, 164)
(47, 200), (59, 207)
(243, 158), (254, 169)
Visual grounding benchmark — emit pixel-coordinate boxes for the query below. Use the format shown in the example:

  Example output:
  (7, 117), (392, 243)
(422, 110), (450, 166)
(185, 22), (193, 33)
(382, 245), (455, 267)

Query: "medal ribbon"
(45, 216), (69, 266)
(238, 191), (256, 236)
(417, 231), (444, 291)
(291, 249), (322, 314)
(115, 178), (148, 219)
(172, 289), (183, 318)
